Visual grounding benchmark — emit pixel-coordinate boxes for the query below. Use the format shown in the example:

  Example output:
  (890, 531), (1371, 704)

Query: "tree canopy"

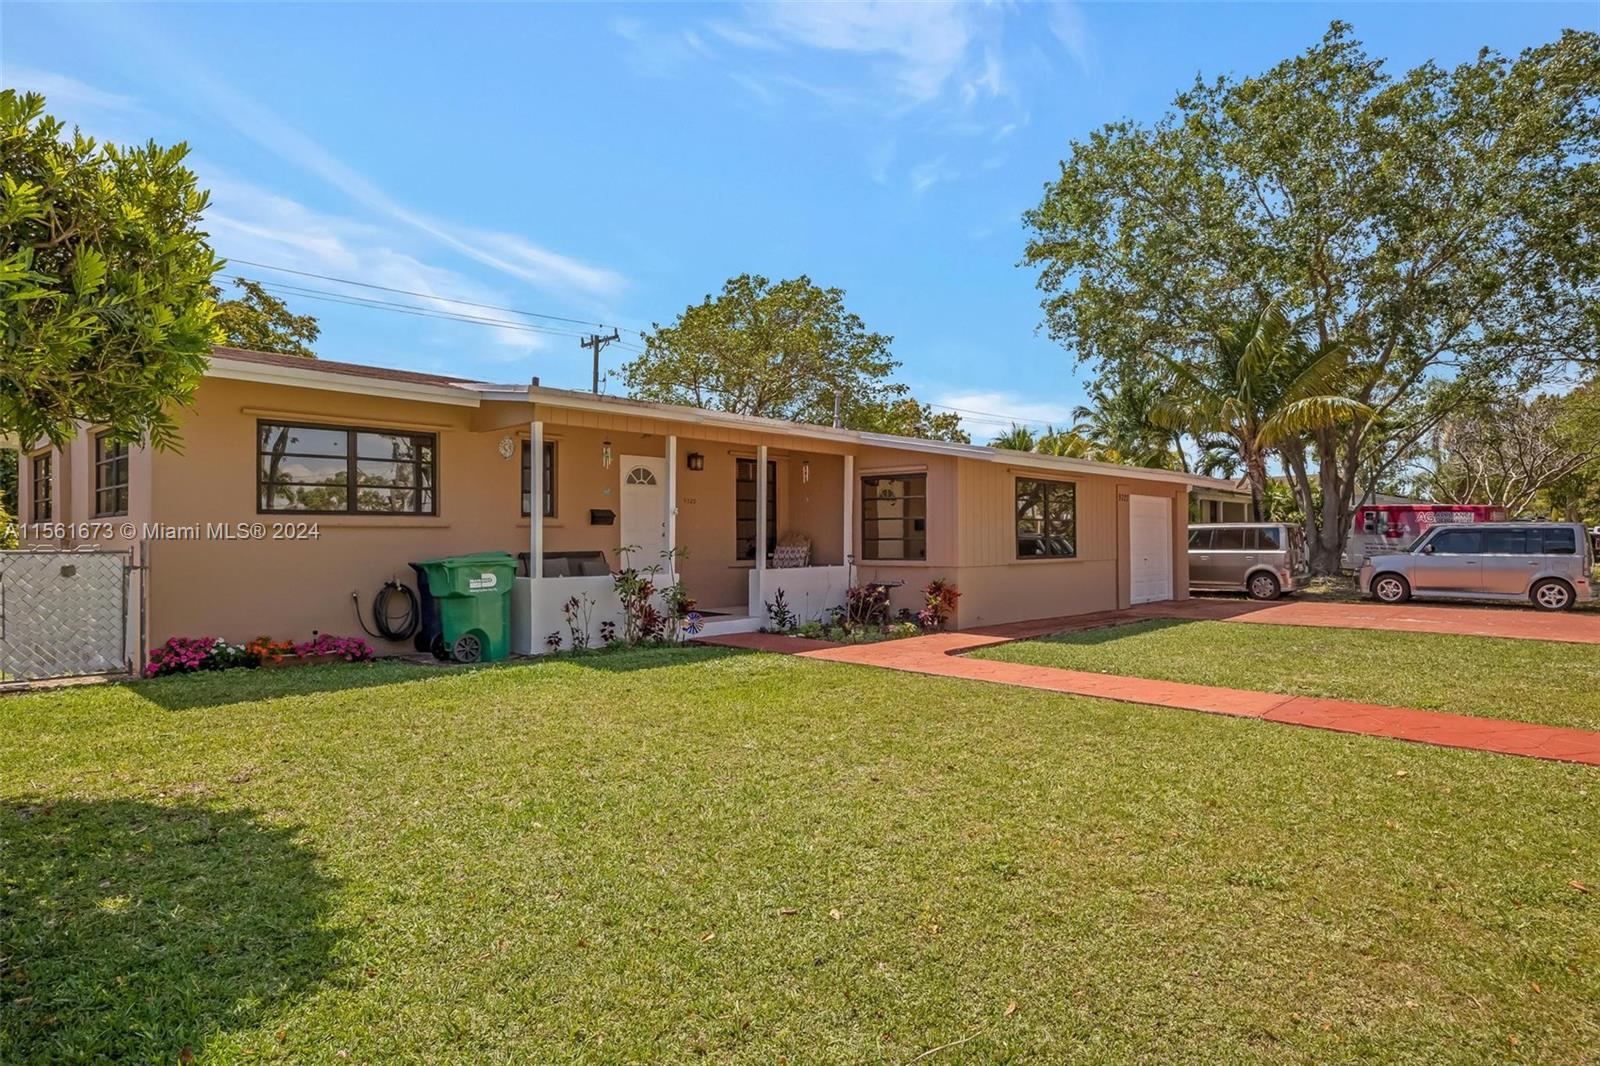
(214, 277), (319, 358)
(625, 273), (966, 441)
(0, 90), (222, 449)
(1024, 23), (1599, 569)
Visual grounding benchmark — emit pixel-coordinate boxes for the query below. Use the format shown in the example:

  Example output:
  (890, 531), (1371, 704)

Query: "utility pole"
(580, 329), (620, 394)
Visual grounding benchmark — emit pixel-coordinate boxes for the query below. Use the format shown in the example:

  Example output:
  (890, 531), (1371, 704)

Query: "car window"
(1258, 527), (1282, 550)
(1481, 529), (1529, 554)
(1188, 529), (1212, 549)
(1541, 527), (1577, 555)
(1213, 528), (1247, 550)
(1428, 530), (1482, 555)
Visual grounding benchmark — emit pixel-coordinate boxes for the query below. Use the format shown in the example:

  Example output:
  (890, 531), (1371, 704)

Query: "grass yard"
(967, 620), (1600, 734)
(2, 648), (1597, 1064)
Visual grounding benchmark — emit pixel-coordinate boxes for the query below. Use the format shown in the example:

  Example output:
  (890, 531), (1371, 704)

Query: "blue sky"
(3, 2), (1592, 439)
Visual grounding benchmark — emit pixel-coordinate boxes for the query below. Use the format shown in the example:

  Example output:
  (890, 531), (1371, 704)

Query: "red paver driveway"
(1117, 595), (1600, 644)
(701, 606), (1600, 767)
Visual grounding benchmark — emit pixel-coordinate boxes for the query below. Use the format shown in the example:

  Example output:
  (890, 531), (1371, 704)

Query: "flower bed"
(762, 580), (960, 644)
(145, 633), (373, 678)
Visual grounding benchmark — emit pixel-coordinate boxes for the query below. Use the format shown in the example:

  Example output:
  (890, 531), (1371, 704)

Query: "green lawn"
(968, 619), (1600, 733)
(2, 649), (1596, 1063)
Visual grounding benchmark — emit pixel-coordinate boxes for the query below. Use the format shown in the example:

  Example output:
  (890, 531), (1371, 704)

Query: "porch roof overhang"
(522, 385), (1238, 491)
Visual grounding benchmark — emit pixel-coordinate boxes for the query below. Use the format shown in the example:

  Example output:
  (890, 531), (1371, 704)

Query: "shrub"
(764, 589), (798, 632)
(917, 579), (960, 631)
(841, 583), (891, 628)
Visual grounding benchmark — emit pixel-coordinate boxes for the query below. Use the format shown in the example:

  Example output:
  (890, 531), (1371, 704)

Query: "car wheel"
(1531, 578), (1575, 612)
(1371, 573), (1411, 604)
(1247, 572), (1282, 601)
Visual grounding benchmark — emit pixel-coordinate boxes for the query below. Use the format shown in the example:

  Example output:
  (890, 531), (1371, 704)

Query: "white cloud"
(192, 78), (624, 300)
(27, 29), (626, 304)
(202, 173), (549, 355)
(1046, 2), (1094, 74)
(4, 65), (139, 112)
(909, 156), (956, 194)
(706, 20), (783, 51)
(931, 389), (1082, 438)
(754, 1), (982, 104)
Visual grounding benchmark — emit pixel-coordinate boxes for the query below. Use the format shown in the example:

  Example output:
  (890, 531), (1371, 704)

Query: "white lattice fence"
(0, 551), (133, 682)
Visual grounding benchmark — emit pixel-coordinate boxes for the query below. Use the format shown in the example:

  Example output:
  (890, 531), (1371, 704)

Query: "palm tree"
(1034, 424), (1099, 458)
(989, 424), (1038, 451)
(1072, 375), (1187, 471)
(1151, 299), (1370, 521)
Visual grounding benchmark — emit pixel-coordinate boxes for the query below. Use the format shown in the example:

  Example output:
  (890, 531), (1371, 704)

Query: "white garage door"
(1128, 494), (1174, 604)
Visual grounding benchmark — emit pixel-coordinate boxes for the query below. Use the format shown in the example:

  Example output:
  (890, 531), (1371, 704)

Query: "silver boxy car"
(1188, 523), (1309, 600)
(1360, 521), (1596, 611)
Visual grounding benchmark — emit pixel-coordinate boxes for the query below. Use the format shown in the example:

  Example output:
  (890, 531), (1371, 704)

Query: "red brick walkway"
(700, 624), (1600, 767)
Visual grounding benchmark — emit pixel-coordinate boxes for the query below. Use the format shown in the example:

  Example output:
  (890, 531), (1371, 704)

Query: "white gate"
(0, 550), (137, 682)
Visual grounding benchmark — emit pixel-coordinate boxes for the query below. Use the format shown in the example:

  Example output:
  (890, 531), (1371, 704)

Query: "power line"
(223, 276), (597, 339)
(221, 255), (643, 334)
(219, 259), (1072, 430)
(924, 403), (1067, 430)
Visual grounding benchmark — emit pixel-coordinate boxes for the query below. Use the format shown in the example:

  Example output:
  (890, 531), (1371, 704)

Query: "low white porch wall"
(747, 565), (851, 628)
(513, 575), (674, 655)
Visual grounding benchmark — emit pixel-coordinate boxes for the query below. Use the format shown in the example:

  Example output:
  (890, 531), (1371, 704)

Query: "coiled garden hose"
(353, 580), (420, 642)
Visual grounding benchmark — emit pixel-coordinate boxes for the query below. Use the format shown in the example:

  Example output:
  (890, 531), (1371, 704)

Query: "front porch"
(506, 411), (859, 652)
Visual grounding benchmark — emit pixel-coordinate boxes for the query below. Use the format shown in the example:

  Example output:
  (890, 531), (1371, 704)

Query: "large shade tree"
(1151, 299), (1370, 522)
(1023, 23), (1599, 571)
(0, 90), (222, 450)
(624, 273), (966, 441)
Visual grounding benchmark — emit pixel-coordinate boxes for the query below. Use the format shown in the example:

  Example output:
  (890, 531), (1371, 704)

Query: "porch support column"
(755, 444), (769, 574)
(664, 434), (678, 582)
(530, 417), (544, 580)
(842, 452), (854, 578)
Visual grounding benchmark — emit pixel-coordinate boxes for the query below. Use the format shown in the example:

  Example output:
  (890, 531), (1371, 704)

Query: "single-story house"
(14, 347), (1235, 660)
(1190, 479), (1253, 523)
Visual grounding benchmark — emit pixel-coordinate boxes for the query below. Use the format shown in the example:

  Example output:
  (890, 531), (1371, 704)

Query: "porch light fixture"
(602, 440), (613, 470)
(801, 460), (811, 484)
(686, 452), (705, 471)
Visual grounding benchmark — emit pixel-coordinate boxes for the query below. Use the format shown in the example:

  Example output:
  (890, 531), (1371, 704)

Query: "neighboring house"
(1191, 480), (1252, 523)
(15, 347), (1235, 659)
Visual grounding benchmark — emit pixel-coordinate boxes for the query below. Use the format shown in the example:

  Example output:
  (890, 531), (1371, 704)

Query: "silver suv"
(1360, 521), (1596, 611)
(1188, 522), (1309, 600)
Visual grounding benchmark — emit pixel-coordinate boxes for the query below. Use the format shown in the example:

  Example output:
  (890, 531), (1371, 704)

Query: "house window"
(93, 433), (129, 517)
(1015, 477), (1076, 558)
(736, 458), (777, 561)
(861, 473), (926, 561)
(30, 451), (52, 522)
(257, 421), (436, 514)
(520, 440), (556, 517)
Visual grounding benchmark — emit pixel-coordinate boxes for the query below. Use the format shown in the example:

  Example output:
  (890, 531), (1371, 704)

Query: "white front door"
(1129, 493), (1174, 604)
(619, 455), (668, 569)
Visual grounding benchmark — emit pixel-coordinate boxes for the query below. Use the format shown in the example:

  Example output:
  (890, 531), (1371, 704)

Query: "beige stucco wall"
(849, 452), (1191, 629)
(144, 377), (524, 652)
(16, 429), (151, 554)
(40, 373), (1200, 654)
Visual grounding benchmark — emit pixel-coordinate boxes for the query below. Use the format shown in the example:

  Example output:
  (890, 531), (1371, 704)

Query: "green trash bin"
(410, 552), (518, 663)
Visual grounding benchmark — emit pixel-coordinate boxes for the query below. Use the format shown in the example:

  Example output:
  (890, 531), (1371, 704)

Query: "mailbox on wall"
(589, 509), (616, 525)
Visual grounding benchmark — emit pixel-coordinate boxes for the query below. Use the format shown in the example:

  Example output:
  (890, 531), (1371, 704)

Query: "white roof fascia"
(207, 355), (482, 408)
